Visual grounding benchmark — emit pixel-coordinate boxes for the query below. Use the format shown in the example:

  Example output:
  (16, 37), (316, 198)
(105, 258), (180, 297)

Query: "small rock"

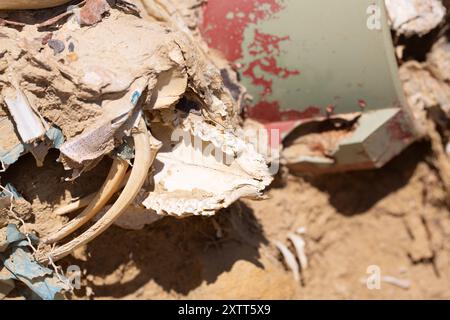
(48, 39), (65, 55)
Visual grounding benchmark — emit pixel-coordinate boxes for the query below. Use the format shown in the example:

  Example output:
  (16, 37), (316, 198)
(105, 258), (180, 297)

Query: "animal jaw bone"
(142, 113), (273, 217)
(39, 118), (162, 263)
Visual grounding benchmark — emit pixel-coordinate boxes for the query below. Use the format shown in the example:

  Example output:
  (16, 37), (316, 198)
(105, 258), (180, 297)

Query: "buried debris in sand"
(385, 0), (447, 37)
(0, 0), (272, 298)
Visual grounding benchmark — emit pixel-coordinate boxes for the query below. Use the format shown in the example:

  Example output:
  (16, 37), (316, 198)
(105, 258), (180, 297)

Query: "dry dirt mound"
(5, 142), (445, 299)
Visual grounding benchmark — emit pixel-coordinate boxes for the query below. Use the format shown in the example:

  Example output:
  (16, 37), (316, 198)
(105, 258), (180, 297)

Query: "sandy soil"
(4, 140), (448, 299)
(1, 1), (449, 300)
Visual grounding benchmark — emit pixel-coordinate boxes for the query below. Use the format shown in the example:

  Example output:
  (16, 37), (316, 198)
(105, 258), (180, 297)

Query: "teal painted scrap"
(0, 224), (69, 300)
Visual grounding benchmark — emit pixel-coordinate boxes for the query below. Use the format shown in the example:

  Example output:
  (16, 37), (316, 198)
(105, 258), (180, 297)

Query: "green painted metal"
(251, 0), (406, 114)
(201, 0), (421, 172)
(210, 0), (414, 121)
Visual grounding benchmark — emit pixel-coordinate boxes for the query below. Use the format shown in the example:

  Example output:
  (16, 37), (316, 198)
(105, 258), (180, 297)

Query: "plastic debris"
(3, 88), (48, 144)
(0, 224), (69, 300)
(0, 120), (65, 169)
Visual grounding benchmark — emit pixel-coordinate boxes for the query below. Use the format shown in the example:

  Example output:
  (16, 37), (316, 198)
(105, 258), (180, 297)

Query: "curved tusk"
(40, 118), (161, 263)
(53, 171), (131, 216)
(45, 158), (129, 244)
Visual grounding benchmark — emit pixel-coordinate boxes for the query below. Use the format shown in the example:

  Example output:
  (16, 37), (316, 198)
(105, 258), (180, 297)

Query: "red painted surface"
(201, 0), (284, 61)
(247, 101), (322, 123)
(244, 30), (300, 96)
(200, 0), (306, 123)
(388, 111), (414, 142)
(200, 1), (418, 172)
(358, 99), (367, 109)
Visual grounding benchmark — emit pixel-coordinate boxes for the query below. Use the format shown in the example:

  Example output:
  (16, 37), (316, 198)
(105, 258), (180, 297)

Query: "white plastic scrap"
(3, 88), (48, 144)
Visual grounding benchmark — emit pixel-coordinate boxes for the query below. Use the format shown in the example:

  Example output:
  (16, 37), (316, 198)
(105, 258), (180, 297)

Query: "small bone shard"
(142, 113), (273, 217)
(287, 233), (308, 271)
(274, 241), (300, 282)
(53, 194), (95, 216)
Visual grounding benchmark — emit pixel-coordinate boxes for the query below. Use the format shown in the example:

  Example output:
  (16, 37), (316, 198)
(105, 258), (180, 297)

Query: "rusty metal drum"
(200, 0), (421, 173)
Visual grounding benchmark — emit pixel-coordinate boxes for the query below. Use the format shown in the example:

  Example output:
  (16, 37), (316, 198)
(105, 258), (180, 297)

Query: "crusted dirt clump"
(400, 37), (450, 125)
(48, 142), (450, 300)
(0, 0), (272, 280)
(385, 0), (447, 37)
(1, 150), (111, 239)
(1, 0), (450, 301)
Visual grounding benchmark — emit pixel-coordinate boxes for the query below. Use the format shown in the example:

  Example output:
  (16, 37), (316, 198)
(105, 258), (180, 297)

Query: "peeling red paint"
(388, 111), (414, 142)
(200, 0), (301, 123)
(200, 0), (284, 62)
(326, 104), (336, 115)
(248, 30), (288, 56)
(243, 56), (300, 96)
(358, 99), (367, 109)
(248, 101), (322, 123)
(200, 0), (300, 117)
(243, 30), (300, 96)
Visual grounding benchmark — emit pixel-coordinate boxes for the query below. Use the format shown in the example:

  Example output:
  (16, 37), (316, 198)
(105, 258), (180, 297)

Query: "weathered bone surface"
(0, 1), (272, 252)
(0, 6), (236, 166)
(385, 0), (446, 37)
(400, 37), (450, 125)
(144, 113), (273, 217)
